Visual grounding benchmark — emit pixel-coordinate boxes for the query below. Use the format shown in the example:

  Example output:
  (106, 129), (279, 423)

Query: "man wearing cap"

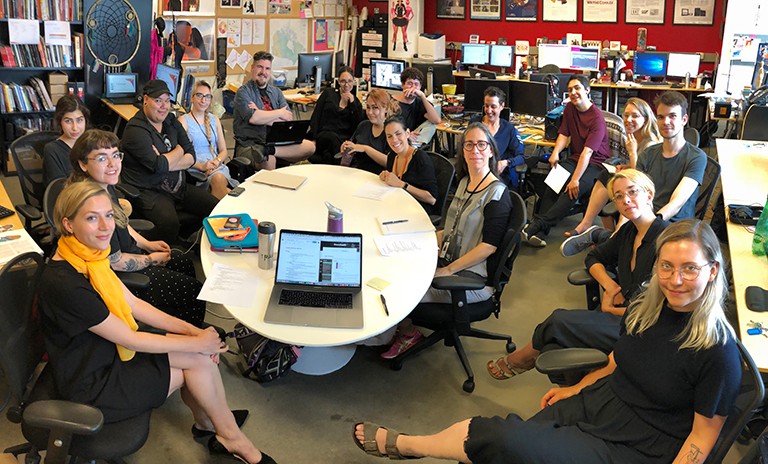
(121, 79), (219, 245)
(233, 50), (315, 170)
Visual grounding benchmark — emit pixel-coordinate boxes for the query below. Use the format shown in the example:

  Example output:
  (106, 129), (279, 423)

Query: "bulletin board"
(158, 0), (346, 81)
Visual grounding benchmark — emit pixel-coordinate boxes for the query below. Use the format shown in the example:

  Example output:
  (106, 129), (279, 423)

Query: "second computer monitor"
(490, 44), (514, 68)
(155, 63), (182, 103)
(570, 47), (600, 71)
(411, 63), (455, 93)
(537, 44), (572, 70)
(297, 52), (334, 85)
(370, 58), (406, 91)
(633, 52), (669, 78)
(462, 43), (490, 66)
(666, 52), (701, 78)
(510, 80), (550, 118)
(463, 79), (510, 114)
(467, 67), (497, 80)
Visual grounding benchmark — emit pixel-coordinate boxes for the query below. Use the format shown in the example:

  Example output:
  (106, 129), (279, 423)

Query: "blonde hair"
(366, 89), (401, 119)
(195, 81), (217, 160)
(55, 182), (126, 236)
(606, 168), (655, 201)
(624, 97), (661, 144)
(625, 219), (735, 351)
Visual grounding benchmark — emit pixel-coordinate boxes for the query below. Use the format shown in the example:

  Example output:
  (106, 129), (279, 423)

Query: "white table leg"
(291, 345), (357, 375)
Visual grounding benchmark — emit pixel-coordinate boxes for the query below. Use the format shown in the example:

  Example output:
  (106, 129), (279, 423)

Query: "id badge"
(439, 240), (450, 259)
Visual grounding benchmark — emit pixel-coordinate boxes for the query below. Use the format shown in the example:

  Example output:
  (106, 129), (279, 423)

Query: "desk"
(0, 179), (23, 230)
(100, 99), (140, 134)
(590, 82), (706, 114)
(716, 139), (768, 372)
(200, 164), (438, 374)
(282, 88), (320, 119)
(437, 118), (556, 155)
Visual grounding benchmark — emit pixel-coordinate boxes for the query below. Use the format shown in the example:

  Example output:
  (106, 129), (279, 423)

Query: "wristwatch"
(403, 182), (409, 191)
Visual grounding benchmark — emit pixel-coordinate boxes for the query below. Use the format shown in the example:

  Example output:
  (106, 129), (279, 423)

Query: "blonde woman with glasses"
(179, 80), (237, 199)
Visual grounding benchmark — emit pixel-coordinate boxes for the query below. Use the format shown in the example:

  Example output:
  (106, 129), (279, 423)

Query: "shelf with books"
(0, 67), (81, 71)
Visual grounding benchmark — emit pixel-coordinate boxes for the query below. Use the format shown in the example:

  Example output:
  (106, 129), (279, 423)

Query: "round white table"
(200, 164), (438, 374)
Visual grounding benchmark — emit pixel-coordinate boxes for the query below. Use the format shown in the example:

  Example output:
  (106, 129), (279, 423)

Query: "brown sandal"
(486, 356), (529, 380)
(353, 422), (420, 460)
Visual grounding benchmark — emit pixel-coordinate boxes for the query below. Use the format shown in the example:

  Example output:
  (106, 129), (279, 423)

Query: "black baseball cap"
(143, 79), (171, 98)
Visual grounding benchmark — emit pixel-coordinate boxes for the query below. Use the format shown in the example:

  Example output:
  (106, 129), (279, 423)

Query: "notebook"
(266, 120), (311, 146)
(263, 230), (364, 329)
(252, 170), (308, 190)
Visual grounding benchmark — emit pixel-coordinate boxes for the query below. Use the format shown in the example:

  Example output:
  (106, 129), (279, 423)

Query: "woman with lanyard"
(380, 122), (512, 359)
(378, 115), (438, 214)
(179, 80), (238, 199)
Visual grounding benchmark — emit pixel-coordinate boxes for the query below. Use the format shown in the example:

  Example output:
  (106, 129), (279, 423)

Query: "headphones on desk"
(728, 204), (763, 226)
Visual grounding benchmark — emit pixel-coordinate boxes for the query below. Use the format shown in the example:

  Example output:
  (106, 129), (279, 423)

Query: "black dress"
(385, 148), (438, 215)
(38, 260), (171, 423)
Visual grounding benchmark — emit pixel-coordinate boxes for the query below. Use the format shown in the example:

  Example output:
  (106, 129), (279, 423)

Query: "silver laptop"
(104, 73), (139, 104)
(266, 120), (310, 147)
(263, 230), (364, 329)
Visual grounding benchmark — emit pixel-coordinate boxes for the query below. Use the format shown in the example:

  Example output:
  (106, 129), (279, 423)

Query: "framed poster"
(390, 0), (421, 58)
(625, 0), (665, 24)
(583, 0), (617, 23)
(542, 0), (576, 22)
(161, 0), (215, 15)
(673, 0), (714, 25)
(162, 18), (215, 61)
(470, 0), (502, 20)
(505, 0), (537, 21)
(437, 0), (466, 19)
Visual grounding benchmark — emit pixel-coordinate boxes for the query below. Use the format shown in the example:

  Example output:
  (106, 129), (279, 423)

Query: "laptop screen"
(275, 230), (362, 288)
(105, 73), (138, 98)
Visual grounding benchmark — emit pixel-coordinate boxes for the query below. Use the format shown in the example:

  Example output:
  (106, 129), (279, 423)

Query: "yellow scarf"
(57, 235), (138, 361)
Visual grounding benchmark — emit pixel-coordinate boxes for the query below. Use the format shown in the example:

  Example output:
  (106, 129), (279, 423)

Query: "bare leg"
(168, 352), (263, 464)
(567, 181), (610, 236)
(274, 140), (315, 163)
(504, 342), (539, 370)
(209, 173), (231, 200)
(355, 420), (473, 462)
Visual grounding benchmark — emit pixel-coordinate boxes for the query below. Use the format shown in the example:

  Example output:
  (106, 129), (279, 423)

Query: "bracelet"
(403, 182), (409, 191)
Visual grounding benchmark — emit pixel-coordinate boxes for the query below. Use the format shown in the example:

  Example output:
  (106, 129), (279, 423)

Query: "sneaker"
(522, 225), (547, 248)
(560, 225), (603, 257)
(381, 330), (424, 359)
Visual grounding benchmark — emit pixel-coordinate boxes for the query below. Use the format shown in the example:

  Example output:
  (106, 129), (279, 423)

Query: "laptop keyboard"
(279, 289), (354, 309)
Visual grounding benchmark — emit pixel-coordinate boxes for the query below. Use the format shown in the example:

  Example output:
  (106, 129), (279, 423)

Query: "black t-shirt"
(350, 120), (386, 175)
(42, 139), (72, 186)
(385, 148), (438, 214)
(398, 97), (427, 132)
(309, 88), (364, 139)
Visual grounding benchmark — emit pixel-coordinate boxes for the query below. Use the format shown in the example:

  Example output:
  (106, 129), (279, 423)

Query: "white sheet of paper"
(353, 182), (396, 200)
(373, 233), (435, 256)
(8, 19), (40, 44)
(602, 163), (617, 174)
(198, 263), (259, 308)
(0, 228), (43, 267)
(226, 49), (239, 69)
(545, 163), (571, 194)
(44, 21), (71, 46)
(237, 50), (251, 69)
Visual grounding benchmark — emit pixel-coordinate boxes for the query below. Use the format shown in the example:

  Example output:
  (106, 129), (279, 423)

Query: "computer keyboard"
(279, 289), (354, 309)
(640, 81), (670, 87)
(0, 205), (15, 219)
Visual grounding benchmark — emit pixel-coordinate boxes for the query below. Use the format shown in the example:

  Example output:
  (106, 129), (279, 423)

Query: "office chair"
(8, 131), (59, 233)
(0, 252), (153, 464)
(684, 127), (701, 147)
(390, 190), (526, 393)
(695, 155), (721, 221)
(539, 64), (562, 74)
(601, 110), (629, 165)
(425, 151), (455, 227)
(740, 104), (768, 141)
(535, 339), (765, 464)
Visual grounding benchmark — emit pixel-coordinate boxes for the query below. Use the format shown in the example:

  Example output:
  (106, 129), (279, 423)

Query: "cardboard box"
(49, 84), (67, 95)
(48, 71), (68, 85)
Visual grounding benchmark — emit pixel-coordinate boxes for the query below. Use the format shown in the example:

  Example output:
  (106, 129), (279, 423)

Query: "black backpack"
(232, 323), (299, 382)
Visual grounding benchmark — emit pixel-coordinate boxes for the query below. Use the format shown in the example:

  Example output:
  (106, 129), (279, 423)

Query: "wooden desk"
(716, 139), (768, 372)
(437, 118), (556, 155)
(0, 179), (23, 230)
(100, 99), (186, 133)
(591, 82), (706, 114)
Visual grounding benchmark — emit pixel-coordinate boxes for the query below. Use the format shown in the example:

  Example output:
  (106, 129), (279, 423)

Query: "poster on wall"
(313, 19), (343, 51)
(163, 18), (215, 61)
(625, 0), (665, 24)
(269, 18), (308, 68)
(161, 0), (215, 15)
(583, 0), (617, 23)
(220, 0), (242, 8)
(505, 0), (537, 21)
(437, 0), (465, 19)
(389, 0), (420, 59)
(672, 0), (714, 25)
(470, 0), (501, 20)
(542, 0), (576, 22)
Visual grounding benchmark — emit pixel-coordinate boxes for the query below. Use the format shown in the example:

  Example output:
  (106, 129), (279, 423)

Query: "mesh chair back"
(486, 190), (526, 292)
(601, 111), (629, 164)
(43, 178), (68, 234)
(426, 151), (455, 224)
(695, 156), (721, 220)
(740, 104), (768, 141)
(683, 127), (700, 147)
(8, 131), (60, 211)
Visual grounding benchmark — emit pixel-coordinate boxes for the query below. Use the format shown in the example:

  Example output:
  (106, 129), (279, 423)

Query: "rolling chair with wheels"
(0, 252), (152, 464)
(390, 190), (526, 393)
(740, 104), (768, 141)
(425, 151), (455, 227)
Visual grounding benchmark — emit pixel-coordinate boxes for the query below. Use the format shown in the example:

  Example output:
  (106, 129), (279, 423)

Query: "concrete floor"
(0, 144), (756, 463)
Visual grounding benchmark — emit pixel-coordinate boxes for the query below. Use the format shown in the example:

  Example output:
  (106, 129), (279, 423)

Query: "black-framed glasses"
(613, 187), (643, 202)
(87, 152), (124, 164)
(194, 93), (213, 100)
(463, 141), (490, 152)
(657, 261), (714, 281)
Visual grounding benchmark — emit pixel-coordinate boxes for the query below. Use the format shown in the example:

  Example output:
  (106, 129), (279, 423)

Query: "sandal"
(486, 356), (529, 380)
(353, 422), (420, 460)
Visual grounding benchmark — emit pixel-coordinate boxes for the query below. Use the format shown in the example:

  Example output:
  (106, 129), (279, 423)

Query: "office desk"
(716, 139), (768, 372)
(100, 99), (140, 134)
(200, 164), (438, 374)
(0, 179), (23, 230)
(282, 88), (320, 119)
(590, 82), (705, 114)
(437, 118), (556, 155)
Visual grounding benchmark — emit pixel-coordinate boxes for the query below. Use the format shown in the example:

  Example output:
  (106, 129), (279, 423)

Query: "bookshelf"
(0, 10), (84, 175)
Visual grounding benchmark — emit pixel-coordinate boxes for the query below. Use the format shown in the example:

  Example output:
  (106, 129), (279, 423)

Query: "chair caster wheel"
(6, 405), (22, 423)
(390, 360), (403, 371)
(506, 342), (516, 353)
(463, 379), (475, 393)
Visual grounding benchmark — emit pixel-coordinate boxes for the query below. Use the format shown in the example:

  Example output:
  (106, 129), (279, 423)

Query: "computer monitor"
(464, 79), (510, 114)
(537, 44), (572, 70)
(297, 52), (334, 85)
(411, 63), (455, 94)
(333, 50), (345, 76)
(467, 67), (497, 80)
(155, 63), (182, 103)
(666, 52), (701, 78)
(510, 80), (549, 118)
(461, 43), (490, 66)
(370, 58), (406, 91)
(104, 73), (138, 99)
(570, 47), (600, 71)
(489, 44), (514, 68)
(633, 52), (669, 78)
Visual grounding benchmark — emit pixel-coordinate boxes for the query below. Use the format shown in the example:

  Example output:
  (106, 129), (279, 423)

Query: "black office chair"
(0, 252), (153, 464)
(8, 131), (59, 233)
(426, 151), (455, 227)
(539, 64), (562, 74)
(695, 155), (721, 221)
(684, 127), (701, 147)
(740, 104), (768, 141)
(535, 339), (765, 464)
(390, 190), (526, 393)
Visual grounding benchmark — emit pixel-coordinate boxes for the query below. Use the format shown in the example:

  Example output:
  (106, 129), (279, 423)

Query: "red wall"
(353, 0), (725, 62)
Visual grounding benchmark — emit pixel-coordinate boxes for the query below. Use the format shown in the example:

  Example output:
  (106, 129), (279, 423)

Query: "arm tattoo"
(685, 444), (702, 463)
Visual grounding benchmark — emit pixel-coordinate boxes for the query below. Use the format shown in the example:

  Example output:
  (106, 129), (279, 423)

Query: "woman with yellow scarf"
(38, 182), (275, 464)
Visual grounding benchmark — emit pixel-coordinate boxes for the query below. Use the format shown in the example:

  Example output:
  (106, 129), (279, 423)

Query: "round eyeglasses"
(463, 141), (490, 152)
(657, 261), (713, 281)
(613, 187), (643, 202)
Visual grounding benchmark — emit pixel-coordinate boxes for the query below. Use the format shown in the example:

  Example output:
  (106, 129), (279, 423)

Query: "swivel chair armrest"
(14, 204), (42, 222)
(115, 271), (150, 290)
(23, 400), (103, 435)
(128, 219), (155, 235)
(114, 183), (140, 199)
(514, 164), (528, 174)
(228, 156), (252, 168)
(431, 275), (486, 291)
(535, 348), (608, 375)
(567, 268), (616, 286)
(600, 202), (618, 218)
(187, 170), (207, 183)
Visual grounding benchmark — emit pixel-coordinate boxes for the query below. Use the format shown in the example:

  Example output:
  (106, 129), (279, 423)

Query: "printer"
(418, 33), (446, 60)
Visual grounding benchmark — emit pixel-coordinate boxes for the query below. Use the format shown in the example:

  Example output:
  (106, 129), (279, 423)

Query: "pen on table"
(380, 294), (390, 316)
(382, 219), (409, 225)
